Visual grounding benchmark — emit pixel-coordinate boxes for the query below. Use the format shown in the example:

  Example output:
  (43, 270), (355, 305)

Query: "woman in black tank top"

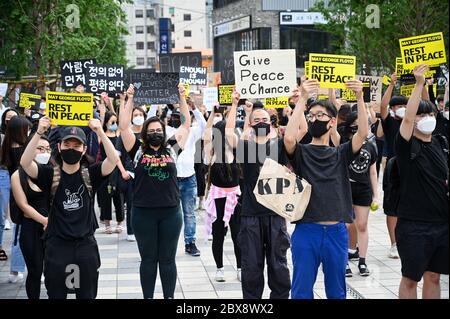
(11, 134), (52, 299)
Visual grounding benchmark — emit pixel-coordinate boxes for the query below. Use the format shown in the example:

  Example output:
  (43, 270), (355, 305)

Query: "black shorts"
(350, 182), (372, 207)
(396, 219), (449, 282)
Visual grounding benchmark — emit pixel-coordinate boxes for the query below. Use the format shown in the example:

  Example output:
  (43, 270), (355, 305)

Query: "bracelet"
(36, 130), (45, 136)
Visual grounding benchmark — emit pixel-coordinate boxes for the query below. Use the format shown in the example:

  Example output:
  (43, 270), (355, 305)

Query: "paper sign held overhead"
(218, 85), (234, 106)
(19, 92), (41, 109)
(399, 32), (447, 68)
(85, 64), (124, 96)
(46, 91), (93, 126)
(234, 49), (297, 99)
(179, 66), (207, 86)
(264, 97), (289, 108)
(309, 53), (356, 89)
(203, 87), (218, 111)
(0, 83), (7, 97)
(60, 59), (96, 88)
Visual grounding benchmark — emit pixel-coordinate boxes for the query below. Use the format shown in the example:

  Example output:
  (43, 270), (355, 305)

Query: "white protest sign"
(357, 75), (382, 103)
(234, 49), (296, 99)
(0, 83), (7, 97)
(203, 87), (218, 111)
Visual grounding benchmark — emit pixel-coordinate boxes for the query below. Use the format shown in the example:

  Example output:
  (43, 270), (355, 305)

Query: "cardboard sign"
(203, 87), (218, 111)
(19, 92), (41, 109)
(46, 91), (93, 126)
(60, 59), (96, 88)
(0, 83), (7, 97)
(400, 32), (447, 68)
(309, 53), (356, 89)
(218, 84), (234, 105)
(179, 66), (207, 86)
(234, 49), (296, 98)
(357, 75), (382, 102)
(85, 64), (124, 96)
(340, 82), (370, 102)
(159, 52), (202, 73)
(124, 70), (179, 105)
(264, 96), (289, 108)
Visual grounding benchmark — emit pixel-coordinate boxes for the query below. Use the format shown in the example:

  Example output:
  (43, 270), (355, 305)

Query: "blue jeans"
(178, 175), (197, 245)
(291, 222), (348, 299)
(0, 169), (10, 247)
(11, 223), (26, 273)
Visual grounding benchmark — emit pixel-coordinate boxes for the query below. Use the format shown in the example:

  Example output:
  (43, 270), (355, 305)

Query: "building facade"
(212, 0), (332, 83)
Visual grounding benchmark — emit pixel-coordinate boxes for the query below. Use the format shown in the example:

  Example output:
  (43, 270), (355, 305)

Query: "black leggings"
(212, 197), (241, 269)
(132, 205), (182, 299)
(19, 218), (44, 299)
(97, 180), (124, 222)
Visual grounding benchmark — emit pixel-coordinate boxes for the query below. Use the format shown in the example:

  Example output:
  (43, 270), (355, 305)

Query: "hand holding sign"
(413, 64), (428, 85)
(232, 89), (241, 106)
(178, 83), (186, 99)
(126, 84), (135, 98)
(300, 79), (320, 98)
(346, 80), (364, 100)
(37, 116), (51, 135)
(390, 73), (398, 86)
(89, 118), (102, 133)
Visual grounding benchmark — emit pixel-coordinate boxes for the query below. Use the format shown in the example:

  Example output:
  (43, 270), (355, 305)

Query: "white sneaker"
(8, 273), (23, 283)
(4, 219), (11, 230)
(126, 234), (136, 242)
(388, 243), (400, 259)
(215, 268), (225, 282)
(236, 268), (241, 282)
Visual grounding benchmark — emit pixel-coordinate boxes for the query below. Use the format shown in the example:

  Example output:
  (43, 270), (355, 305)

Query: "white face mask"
(39, 102), (46, 110)
(389, 110), (395, 118)
(132, 116), (144, 126)
(35, 153), (51, 165)
(213, 116), (223, 125)
(444, 111), (449, 120)
(416, 116), (436, 135)
(395, 107), (406, 119)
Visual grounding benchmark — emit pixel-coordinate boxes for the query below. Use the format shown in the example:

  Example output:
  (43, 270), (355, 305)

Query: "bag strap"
(50, 165), (93, 207)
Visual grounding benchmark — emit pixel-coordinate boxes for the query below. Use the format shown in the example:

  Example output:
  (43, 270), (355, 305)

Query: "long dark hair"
(140, 116), (168, 153)
(0, 115), (31, 167)
(0, 108), (19, 134)
(102, 111), (117, 132)
(211, 120), (239, 183)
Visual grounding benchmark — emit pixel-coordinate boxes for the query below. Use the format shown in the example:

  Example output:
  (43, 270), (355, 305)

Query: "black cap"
(60, 126), (87, 145)
(253, 101), (264, 109)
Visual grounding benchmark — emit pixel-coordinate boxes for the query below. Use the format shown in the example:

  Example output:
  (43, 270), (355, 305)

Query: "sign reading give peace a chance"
(233, 49), (297, 99)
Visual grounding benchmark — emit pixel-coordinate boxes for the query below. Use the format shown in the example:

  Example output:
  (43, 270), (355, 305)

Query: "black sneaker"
(345, 264), (353, 278)
(348, 248), (359, 261)
(185, 243), (201, 257)
(358, 264), (370, 277)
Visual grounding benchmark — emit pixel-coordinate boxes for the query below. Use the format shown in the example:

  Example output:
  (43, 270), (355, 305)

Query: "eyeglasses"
(147, 129), (163, 134)
(36, 146), (51, 153)
(306, 112), (332, 122)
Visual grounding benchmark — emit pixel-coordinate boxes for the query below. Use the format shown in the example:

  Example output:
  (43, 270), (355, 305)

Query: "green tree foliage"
(314, 0), (449, 75)
(0, 0), (130, 79)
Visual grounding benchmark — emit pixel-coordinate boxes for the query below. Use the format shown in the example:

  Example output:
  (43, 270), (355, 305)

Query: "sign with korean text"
(218, 84), (234, 106)
(85, 64), (124, 96)
(19, 92), (41, 109)
(60, 59), (96, 88)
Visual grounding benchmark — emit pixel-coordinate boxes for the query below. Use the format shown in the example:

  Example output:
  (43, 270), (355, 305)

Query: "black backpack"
(383, 134), (449, 214)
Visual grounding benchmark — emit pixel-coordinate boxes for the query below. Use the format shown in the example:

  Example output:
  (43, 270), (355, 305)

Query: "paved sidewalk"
(0, 197), (448, 299)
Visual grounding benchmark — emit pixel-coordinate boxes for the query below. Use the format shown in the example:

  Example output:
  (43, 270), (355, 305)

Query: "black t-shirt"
(236, 138), (287, 217)
(381, 114), (401, 159)
(20, 169), (49, 218)
(100, 135), (118, 160)
(289, 141), (356, 223)
(348, 139), (377, 186)
(395, 134), (449, 222)
(36, 163), (104, 240)
(210, 162), (240, 188)
(128, 139), (179, 208)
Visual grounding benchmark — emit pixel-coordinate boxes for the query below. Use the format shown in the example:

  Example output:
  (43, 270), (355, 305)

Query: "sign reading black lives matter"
(159, 52), (202, 72)
(60, 59), (96, 88)
(234, 49), (297, 99)
(179, 66), (207, 85)
(85, 64), (124, 96)
(124, 70), (180, 104)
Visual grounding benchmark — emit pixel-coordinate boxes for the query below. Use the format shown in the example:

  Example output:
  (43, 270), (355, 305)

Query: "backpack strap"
(434, 134), (449, 159)
(50, 165), (93, 207)
(80, 166), (93, 198)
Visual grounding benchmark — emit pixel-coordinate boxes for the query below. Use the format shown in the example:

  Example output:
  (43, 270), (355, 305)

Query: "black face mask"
(289, 102), (296, 109)
(349, 125), (358, 135)
(270, 115), (278, 126)
(169, 118), (181, 128)
(252, 122), (271, 137)
(308, 120), (330, 138)
(60, 149), (83, 165)
(146, 133), (164, 147)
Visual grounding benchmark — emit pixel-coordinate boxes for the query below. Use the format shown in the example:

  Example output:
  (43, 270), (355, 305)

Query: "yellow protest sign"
(264, 96), (288, 108)
(341, 82), (370, 102)
(183, 83), (190, 97)
(46, 91), (93, 126)
(218, 84), (234, 105)
(399, 32), (447, 68)
(400, 84), (415, 97)
(19, 92), (41, 109)
(304, 61), (310, 78)
(383, 75), (392, 86)
(396, 57), (412, 76)
(309, 53), (356, 89)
